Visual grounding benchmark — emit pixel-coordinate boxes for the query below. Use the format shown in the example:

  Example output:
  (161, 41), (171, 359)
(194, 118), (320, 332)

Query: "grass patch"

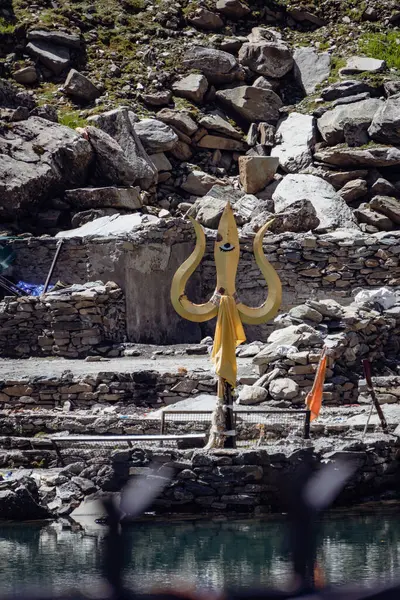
(0, 17), (16, 33)
(59, 111), (87, 129)
(359, 31), (400, 70)
(327, 56), (347, 83)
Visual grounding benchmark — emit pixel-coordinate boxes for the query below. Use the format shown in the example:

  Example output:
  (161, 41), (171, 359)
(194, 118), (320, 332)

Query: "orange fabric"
(305, 350), (327, 421)
(211, 295), (246, 393)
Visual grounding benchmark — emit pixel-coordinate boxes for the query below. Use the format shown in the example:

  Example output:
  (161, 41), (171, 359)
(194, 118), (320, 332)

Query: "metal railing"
(160, 408), (311, 442)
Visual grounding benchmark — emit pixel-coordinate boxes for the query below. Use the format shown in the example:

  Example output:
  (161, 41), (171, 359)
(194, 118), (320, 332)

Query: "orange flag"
(305, 349), (327, 421)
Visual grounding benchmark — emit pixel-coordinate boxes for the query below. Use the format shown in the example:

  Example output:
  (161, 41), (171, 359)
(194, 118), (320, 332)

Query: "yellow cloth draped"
(211, 295), (246, 394)
(305, 349), (327, 421)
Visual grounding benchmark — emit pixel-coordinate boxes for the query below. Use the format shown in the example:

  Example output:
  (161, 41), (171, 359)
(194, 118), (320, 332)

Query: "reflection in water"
(0, 514), (400, 594)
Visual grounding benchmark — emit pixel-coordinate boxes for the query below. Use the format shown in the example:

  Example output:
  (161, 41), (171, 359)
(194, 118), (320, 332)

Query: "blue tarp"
(16, 282), (54, 296)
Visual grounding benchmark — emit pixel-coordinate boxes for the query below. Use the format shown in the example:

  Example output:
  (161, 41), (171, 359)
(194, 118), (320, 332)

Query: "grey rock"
(239, 155), (278, 193)
(293, 47), (330, 94)
(188, 195), (226, 228)
(271, 112), (315, 173)
(354, 208), (393, 231)
(238, 384), (268, 405)
(269, 378), (299, 400)
(258, 122), (275, 146)
(187, 8), (224, 30)
(181, 170), (225, 196)
(384, 80), (400, 97)
(142, 90), (172, 106)
(71, 476), (96, 494)
(339, 179), (368, 203)
(289, 304), (323, 323)
(216, 0), (250, 18)
(272, 174), (357, 231)
(87, 108), (158, 189)
(27, 29), (81, 49)
(289, 8), (325, 26)
(253, 75), (279, 91)
(30, 104), (58, 123)
(332, 92), (371, 107)
(183, 46), (240, 84)
(307, 299), (344, 318)
(368, 96), (400, 144)
(239, 40), (293, 78)
(317, 99), (383, 146)
(157, 108), (198, 136)
(197, 135), (246, 151)
(268, 199), (320, 234)
(172, 74), (208, 104)
(340, 56), (386, 76)
(0, 78), (36, 110)
(314, 146), (400, 168)
(198, 111), (242, 140)
(370, 195), (400, 225)
(0, 117), (92, 219)
(216, 86), (282, 123)
(371, 178), (397, 197)
(65, 187), (142, 210)
(13, 66), (38, 85)
(26, 41), (70, 75)
(63, 69), (101, 103)
(149, 153), (172, 172)
(199, 111), (243, 140)
(134, 119), (178, 153)
(0, 482), (51, 520)
(320, 80), (374, 102)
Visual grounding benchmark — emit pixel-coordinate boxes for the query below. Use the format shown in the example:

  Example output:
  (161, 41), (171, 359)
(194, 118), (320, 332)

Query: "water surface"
(1, 513), (399, 594)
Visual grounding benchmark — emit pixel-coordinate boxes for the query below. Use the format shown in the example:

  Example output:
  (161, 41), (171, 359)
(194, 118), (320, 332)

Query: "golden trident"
(171, 202), (282, 449)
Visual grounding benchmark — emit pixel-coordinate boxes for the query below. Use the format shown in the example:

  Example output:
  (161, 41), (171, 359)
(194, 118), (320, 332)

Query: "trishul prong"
(170, 204), (282, 326)
(237, 219), (282, 325)
(170, 217), (218, 323)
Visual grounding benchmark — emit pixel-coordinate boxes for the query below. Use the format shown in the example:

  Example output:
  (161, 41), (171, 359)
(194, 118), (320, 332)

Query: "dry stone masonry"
(0, 281), (125, 358)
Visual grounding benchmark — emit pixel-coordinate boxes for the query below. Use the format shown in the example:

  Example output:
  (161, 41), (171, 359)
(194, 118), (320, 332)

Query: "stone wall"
(5, 223), (400, 343)
(1, 443), (399, 517)
(0, 368), (217, 408)
(0, 281), (125, 358)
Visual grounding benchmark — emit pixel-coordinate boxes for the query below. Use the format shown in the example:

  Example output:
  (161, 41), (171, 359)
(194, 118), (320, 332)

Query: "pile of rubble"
(238, 292), (400, 407)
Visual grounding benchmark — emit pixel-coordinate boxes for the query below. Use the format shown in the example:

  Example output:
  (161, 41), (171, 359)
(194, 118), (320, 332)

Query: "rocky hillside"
(1, 0), (400, 236)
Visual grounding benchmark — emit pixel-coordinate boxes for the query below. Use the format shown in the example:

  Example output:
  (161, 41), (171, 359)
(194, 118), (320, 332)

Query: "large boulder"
(0, 78), (36, 109)
(293, 47), (330, 94)
(172, 74), (208, 104)
(238, 155), (278, 193)
(340, 56), (386, 75)
(198, 111), (243, 139)
(314, 145), (400, 168)
(87, 108), (157, 189)
(0, 477), (52, 521)
(216, 0), (250, 19)
(64, 187), (142, 210)
(27, 29), (81, 49)
(63, 69), (101, 103)
(26, 40), (70, 75)
(239, 40), (293, 78)
(238, 385), (268, 405)
(181, 170), (226, 196)
(271, 112), (315, 172)
(216, 86), (282, 123)
(187, 8), (224, 30)
(269, 199), (320, 233)
(321, 80), (375, 102)
(183, 46), (241, 84)
(157, 109), (198, 136)
(134, 119), (178, 153)
(368, 96), (400, 144)
(269, 377), (299, 400)
(370, 196), (400, 225)
(272, 174), (358, 230)
(0, 117), (92, 219)
(317, 99), (383, 146)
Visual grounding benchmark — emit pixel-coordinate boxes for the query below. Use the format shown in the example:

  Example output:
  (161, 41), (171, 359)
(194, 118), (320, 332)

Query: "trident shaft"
(170, 202), (282, 448)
